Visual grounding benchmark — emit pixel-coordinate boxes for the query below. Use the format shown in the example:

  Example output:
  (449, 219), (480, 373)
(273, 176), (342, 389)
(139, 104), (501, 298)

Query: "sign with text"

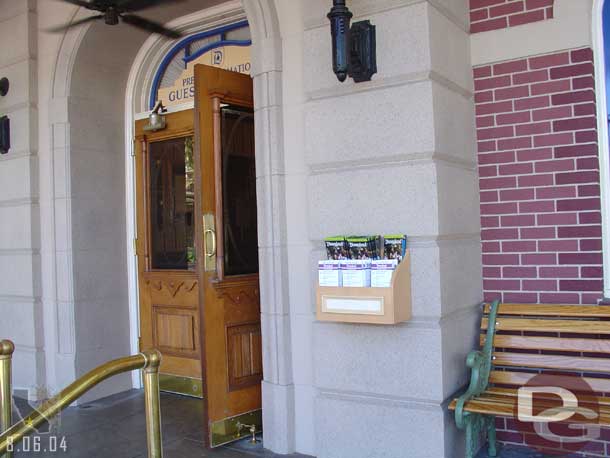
(157, 46), (251, 108)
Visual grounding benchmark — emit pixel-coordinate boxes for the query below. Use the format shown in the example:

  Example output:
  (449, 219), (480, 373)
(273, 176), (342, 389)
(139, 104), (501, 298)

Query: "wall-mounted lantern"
(144, 100), (167, 132)
(0, 77), (9, 155)
(327, 0), (377, 83)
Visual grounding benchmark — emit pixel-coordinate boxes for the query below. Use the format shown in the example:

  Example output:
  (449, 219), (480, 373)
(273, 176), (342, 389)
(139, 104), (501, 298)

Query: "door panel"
(194, 65), (262, 447)
(227, 322), (263, 391)
(135, 110), (203, 397)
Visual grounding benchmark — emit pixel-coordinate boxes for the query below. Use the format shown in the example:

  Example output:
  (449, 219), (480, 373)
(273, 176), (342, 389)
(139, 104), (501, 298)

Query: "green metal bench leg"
(487, 416), (497, 457)
(463, 412), (498, 458)
(455, 300), (501, 458)
(464, 413), (484, 458)
(464, 414), (475, 458)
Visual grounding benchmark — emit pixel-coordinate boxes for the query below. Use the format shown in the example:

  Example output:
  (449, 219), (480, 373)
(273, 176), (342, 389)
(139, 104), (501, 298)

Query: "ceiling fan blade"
(117, 0), (184, 12)
(57, 0), (102, 10)
(121, 14), (182, 38)
(46, 14), (104, 33)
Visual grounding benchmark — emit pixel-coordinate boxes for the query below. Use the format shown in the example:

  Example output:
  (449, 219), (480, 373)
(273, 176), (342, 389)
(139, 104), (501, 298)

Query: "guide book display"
(316, 235), (412, 325)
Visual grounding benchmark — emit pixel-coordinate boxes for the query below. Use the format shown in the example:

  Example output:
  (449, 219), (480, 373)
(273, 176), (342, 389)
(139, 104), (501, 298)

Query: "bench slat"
(493, 351), (610, 373)
(453, 303), (610, 436)
(480, 334), (610, 354)
(483, 303), (610, 318)
(482, 317), (610, 334)
(489, 370), (610, 393)
(484, 387), (610, 407)
(477, 393), (605, 416)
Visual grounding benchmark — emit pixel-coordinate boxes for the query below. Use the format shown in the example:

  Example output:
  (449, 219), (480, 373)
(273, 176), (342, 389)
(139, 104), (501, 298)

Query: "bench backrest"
(481, 303), (610, 394)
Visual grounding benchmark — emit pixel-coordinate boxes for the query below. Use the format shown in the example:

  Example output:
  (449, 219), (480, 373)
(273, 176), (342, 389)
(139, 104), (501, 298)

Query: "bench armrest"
(454, 299), (500, 429)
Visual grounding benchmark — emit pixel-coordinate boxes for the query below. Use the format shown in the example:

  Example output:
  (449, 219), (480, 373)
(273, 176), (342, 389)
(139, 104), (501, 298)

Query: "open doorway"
(135, 65), (261, 448)
(51, 0), (298, 452)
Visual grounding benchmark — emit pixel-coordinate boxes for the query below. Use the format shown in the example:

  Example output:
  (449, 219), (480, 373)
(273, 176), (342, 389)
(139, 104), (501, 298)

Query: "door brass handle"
(202, 213), (216, 272)
(204, 228), (216, 257)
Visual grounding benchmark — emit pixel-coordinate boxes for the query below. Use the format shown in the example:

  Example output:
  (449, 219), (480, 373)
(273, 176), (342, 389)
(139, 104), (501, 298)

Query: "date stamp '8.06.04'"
(5, 392), (69, 454)
(6, 435), (68, 454)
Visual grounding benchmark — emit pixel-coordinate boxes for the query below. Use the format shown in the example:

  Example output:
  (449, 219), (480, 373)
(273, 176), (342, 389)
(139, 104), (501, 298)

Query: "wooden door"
(194, 65), (262, 447)
(135, 110), (203, 397)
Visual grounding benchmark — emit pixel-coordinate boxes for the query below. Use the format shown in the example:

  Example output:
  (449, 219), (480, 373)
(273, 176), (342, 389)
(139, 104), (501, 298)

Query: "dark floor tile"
(163, 438), (247, 458)
(8, 390), (311, 458)
(14, 424), (136, 458)
(224, 435), (266, 456)
(477, 444), (560, 457)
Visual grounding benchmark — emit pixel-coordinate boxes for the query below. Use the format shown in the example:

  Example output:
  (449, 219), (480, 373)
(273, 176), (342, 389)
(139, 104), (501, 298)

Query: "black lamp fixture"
(327, 0), (377, 83)
(0, 78), (8, 97)
(0, 77), (9, 155)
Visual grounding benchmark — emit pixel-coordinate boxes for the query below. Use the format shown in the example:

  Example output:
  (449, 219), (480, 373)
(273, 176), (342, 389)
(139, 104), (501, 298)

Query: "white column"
(302, 1), (481, 456)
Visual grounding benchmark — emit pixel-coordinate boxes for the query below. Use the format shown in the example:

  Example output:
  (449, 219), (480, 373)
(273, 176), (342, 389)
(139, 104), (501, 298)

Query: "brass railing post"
(0, 340), (14, 458)
(0, 348), (163, 457)
(142, 350), (163, 458)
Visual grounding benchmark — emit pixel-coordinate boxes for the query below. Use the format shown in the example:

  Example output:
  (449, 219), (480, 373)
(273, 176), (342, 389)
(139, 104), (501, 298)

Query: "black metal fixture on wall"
(327, 0), (377, 83)
(0, 117), (9, 155)
(0, 78), (8, 97)
(0, 77), (9, 154)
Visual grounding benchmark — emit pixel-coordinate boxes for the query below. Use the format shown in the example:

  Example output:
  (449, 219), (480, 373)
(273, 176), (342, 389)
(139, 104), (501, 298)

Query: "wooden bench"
(449, 300), (610, 458)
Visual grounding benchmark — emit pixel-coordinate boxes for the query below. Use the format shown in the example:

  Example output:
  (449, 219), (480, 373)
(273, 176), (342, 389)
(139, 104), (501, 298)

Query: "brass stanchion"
(0, 349), (163, 458)
(0, 340), (14, 458)
(142, 350), (163, 458)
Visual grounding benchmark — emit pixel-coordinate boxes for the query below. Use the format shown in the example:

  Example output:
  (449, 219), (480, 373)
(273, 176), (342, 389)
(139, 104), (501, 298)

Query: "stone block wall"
(0, 0), (44, 396)
(304, 1), (482, 456)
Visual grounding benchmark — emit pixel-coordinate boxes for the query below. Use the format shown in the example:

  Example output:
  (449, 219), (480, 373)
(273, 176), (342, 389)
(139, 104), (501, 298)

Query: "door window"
(221, 105), (258, 276)
(149, 136), (196, 270)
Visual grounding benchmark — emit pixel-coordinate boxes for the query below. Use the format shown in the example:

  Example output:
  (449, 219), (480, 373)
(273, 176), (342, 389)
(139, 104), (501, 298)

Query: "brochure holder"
(316, 250), (412, 325)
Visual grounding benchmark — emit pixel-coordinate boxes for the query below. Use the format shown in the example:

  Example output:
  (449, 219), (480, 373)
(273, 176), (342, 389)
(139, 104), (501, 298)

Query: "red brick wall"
(495, 417), (610, 456)
(470, 0), (554, 33)
(475, 48), (603, 305)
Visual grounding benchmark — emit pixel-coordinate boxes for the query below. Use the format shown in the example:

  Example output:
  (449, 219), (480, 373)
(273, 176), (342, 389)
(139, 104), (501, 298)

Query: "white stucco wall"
(0, 0), (481, 456)
(5, 0), (598, 456)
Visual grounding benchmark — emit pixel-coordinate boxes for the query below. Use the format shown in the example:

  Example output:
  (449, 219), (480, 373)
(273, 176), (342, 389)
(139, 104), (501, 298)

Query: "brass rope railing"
(0, 340), (163, 458)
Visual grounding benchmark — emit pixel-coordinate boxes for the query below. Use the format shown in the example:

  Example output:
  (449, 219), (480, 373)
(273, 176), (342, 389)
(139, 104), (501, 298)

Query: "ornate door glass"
(149, 136), (196, 270)
(221, 105), (258, 276)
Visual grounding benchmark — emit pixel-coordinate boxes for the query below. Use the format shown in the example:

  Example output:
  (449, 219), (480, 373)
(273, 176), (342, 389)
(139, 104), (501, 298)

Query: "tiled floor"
(10, 389), (310, 458)
(477, 447), (537, 457)
(7, 389), (557, 458)
(477, 444), (594, 457)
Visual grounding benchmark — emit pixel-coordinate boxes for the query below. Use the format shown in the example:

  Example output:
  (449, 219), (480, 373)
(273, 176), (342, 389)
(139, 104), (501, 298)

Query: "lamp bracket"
(0, 78), (8, 97)
(0, 116), (10, 155)
(348, 21), (377, 83)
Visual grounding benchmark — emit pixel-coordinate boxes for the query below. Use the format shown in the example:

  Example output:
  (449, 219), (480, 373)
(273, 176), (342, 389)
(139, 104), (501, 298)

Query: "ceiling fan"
(50, 0), (184, 38)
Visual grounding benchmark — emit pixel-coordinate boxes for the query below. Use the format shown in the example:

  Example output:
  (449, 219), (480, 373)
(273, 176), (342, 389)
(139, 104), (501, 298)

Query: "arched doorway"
(44, 0), (296, 452)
